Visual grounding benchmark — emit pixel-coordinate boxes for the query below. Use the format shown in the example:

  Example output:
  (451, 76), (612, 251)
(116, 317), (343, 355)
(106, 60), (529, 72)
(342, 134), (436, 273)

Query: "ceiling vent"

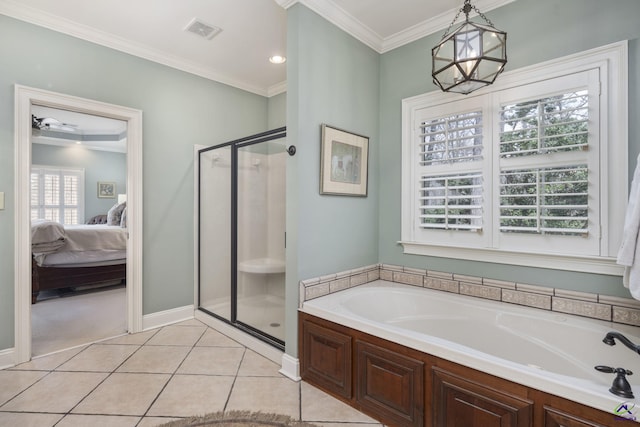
(184, 18), (222, 40)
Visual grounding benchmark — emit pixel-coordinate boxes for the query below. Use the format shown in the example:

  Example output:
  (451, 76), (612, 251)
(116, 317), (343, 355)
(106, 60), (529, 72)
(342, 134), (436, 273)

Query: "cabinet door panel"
(544, 406), (609, 427)
(301, 319), (352, 399)
(356, 340), (424, 427)
(433, 367), (532, 427)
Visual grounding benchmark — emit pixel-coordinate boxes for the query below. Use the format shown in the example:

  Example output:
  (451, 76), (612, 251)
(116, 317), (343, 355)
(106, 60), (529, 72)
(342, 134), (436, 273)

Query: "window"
(401, 42), (628, 274)
(31, 166), (84, 225)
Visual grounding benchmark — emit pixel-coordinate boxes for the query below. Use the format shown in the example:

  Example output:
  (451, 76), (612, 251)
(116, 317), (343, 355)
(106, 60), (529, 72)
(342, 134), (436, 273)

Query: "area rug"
(158, 410), (321, 427)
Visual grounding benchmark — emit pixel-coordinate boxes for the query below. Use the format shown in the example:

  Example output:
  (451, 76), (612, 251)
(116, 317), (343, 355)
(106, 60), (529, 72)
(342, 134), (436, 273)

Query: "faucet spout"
(603, 332), (640, 355)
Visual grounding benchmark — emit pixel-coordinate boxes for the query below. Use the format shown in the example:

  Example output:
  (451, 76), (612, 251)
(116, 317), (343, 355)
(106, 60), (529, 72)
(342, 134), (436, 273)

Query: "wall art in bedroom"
(97, 181), (116, 198)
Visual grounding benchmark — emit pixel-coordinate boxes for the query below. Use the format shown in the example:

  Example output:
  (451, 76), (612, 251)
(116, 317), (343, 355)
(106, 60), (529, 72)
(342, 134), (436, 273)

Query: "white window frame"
(401, 41), (628, 275)
(31, 164), (85, 225)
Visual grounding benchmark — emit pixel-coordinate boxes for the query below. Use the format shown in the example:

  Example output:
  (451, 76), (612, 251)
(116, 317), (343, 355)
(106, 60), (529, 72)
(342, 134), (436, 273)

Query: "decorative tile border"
(299, 263), (640, 328)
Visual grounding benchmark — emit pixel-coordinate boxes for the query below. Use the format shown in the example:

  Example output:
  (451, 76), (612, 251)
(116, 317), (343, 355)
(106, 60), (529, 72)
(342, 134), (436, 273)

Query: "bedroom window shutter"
(43, 173), (61, 222)
(31, 172), (40, 220)
(31, 166), (84, 224)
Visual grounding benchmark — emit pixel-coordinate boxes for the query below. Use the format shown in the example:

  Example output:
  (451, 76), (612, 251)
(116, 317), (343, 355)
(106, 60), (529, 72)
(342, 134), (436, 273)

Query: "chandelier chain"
(471, 4), (496, 27)
(440, 8), (464, 39)
(440, 1), (497, 40)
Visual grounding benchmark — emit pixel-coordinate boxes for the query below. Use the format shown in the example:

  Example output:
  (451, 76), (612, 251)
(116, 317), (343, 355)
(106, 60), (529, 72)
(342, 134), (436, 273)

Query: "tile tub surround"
(299, 264), (640, 327)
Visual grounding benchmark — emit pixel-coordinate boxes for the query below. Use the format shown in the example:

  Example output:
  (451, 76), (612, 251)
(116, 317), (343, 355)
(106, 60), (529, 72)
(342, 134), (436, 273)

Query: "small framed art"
(320, 124), (369, 196)
(97, 181), (116, 198)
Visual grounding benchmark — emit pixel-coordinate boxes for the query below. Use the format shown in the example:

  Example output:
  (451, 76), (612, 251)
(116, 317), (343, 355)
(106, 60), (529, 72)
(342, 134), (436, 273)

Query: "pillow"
(107, 202), (126, 226)
(120, 207), (128, 228)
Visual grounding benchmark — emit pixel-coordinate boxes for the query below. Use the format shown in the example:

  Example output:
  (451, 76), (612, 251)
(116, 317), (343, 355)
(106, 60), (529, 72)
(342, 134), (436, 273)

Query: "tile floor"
(0, 319), (382, 427)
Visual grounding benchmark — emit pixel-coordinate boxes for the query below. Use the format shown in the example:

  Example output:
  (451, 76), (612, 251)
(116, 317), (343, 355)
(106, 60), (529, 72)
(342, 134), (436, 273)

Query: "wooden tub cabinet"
(299, 312), (619, 427)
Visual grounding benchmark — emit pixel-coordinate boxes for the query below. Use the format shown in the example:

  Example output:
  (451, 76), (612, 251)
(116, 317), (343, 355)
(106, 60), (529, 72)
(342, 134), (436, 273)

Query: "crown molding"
(278, 0), (517, 54)
(273, 0), (298, 9)
(267, 80), (288, 97)
(294, 0), (383, 52)
(0, 0), (271, 97)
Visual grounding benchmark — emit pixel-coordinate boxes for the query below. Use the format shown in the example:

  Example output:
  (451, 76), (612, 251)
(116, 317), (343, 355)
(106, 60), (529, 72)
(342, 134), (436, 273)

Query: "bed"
(31, 218), (127, 304)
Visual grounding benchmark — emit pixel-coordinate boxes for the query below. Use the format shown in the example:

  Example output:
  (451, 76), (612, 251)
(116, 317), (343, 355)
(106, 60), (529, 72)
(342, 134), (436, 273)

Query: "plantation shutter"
(499, 166), (588, 235)
(498, 88), (591, 236)
(417, 109), (485, 232)
(31, 166), (84, 225)
(419, 173), (483, 231)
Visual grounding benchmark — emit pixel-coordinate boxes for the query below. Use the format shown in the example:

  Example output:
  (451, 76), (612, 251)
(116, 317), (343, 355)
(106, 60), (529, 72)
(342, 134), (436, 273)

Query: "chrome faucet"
(603, 332), (640, 355)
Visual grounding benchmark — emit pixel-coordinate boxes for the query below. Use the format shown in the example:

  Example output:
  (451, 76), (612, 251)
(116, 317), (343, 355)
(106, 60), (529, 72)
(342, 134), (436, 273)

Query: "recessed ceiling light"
(269, 55), (286, 64)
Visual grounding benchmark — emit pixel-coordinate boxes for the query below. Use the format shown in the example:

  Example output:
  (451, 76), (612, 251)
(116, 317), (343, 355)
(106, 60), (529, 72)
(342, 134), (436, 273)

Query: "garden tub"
(300, 280), (640, 418)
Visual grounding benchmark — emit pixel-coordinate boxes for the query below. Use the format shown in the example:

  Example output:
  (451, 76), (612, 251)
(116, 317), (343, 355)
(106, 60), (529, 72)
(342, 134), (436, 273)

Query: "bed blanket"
(63, 224), (127, 252)
(31, 220), (66, 255)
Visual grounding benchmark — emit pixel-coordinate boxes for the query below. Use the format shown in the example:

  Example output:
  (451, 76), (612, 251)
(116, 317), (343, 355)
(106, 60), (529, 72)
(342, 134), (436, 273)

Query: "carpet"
(31, 285), (126, 356)
(158, 411), (321, 427)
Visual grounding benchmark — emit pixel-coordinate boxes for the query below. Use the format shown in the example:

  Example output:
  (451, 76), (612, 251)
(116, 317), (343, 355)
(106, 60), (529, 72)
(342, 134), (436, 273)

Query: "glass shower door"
(198, 145), (232, 321)
(198, 128), (287, 350)
(236, 138), (286, 344)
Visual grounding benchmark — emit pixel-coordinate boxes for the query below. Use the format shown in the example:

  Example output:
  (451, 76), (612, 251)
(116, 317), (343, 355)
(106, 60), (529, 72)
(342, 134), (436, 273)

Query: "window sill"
(399, 241), (623, 276)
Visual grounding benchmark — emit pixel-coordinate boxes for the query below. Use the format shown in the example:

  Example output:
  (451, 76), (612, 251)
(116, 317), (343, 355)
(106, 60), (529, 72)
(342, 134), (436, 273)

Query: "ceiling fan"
(31, 115), (79, 132)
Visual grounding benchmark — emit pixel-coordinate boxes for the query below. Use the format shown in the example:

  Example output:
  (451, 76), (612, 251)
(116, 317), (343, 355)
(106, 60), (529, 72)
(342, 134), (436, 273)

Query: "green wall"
(268, 91), (287, 129)
(0, 15), (270, 351)
(378, 0), (640, 298)
(285, 4), (380, 354)
(32, 143), (126, 220)
(3, 0), (640, 358)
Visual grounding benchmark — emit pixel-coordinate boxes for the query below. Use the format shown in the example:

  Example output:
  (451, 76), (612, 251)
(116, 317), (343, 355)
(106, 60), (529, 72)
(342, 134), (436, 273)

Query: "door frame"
(14, 85), (143, 363)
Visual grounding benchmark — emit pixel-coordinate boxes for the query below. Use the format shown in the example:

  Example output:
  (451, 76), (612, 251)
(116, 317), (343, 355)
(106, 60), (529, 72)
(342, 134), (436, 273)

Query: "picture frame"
(320, 124), (369, 196)
(97, 181), (116, 198)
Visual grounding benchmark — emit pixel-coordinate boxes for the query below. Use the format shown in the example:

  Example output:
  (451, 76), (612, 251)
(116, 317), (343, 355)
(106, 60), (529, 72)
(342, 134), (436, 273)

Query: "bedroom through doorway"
(30, 106), (128, 356)
(14, 85), (144, 364)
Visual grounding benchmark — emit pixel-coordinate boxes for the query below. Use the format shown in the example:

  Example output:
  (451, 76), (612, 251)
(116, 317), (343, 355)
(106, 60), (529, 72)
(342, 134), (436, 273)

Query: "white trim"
(142, 305), (195, 331)
(14, 85), (143, 365)
(380, 0), (517, 53)
(280, 353), (301, 381)
(401, 41), (628, 276)
(195, 311), (284, 366)
(400, 242), (624, 276)
(0, 0), (270, 97)
(276, 0), (516, 54)
(295, 0), (383, 52)
(267, 81), (288, 98)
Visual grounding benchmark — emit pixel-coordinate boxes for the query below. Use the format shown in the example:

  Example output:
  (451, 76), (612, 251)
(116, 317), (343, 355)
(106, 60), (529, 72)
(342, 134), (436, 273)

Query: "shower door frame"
(197, 127), (286, 351)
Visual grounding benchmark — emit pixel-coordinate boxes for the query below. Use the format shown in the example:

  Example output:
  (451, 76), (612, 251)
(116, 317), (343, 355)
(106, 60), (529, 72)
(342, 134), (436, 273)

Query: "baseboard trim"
(194, 311), (283, 366)
(142, 304), (194, 331)
(0, 347), (15, 370)
(279, 353), (300, 381)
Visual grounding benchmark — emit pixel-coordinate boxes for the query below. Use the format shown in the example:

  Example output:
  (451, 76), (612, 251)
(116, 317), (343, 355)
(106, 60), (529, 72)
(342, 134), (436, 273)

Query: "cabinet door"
(356, 340), (424, 427)
(544, 406), (610, 427)
(433, 367), (532, 427)
(301, 319), (352, 399)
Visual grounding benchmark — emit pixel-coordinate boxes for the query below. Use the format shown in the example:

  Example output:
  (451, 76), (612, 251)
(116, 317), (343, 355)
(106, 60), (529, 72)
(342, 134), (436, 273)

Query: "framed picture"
(97, 181), (116, 198)
(320, 124), (369, 196)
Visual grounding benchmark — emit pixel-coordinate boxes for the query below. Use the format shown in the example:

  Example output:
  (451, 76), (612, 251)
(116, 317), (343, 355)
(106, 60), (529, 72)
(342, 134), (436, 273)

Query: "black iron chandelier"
(432, 0), (507, 95)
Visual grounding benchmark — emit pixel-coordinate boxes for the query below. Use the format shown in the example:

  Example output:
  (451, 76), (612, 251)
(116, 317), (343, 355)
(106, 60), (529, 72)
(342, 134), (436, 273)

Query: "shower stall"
(198, 128), (287, 349)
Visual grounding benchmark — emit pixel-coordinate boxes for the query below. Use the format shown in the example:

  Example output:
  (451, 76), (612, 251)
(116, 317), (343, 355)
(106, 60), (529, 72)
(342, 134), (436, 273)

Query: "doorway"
(198, 128), (287, 350)
(30, 105), (128, 356)
(14, 85), (143, 364)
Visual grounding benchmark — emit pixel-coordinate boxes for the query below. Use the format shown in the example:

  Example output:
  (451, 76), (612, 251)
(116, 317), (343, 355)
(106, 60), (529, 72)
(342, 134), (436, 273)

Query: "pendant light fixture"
(432, 0), (507, 95)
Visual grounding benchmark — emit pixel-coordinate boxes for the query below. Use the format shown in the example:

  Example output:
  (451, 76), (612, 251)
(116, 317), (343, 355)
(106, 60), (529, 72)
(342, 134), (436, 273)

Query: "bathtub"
(300, 280), (640, 417)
